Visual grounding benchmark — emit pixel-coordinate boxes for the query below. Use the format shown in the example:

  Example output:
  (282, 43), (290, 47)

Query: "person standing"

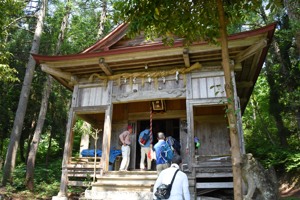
(153, 155), (190, 200)
(119, 125), (133, 171)
(138, 126), (151, 170)
(153, 132), (169, 174)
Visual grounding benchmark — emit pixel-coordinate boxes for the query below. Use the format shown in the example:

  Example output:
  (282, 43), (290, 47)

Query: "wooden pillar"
(100, 81), (113, 173)
(101, 105), (113, 172)
(185, 73), (195, 172)
(185, 73), (196, 200)
(53, 85), (78, 199)
(129, 121), (137, 170)
(217, 0), (243, 199)
(231, 72), (245, 154)
(186, 102), (194, 172)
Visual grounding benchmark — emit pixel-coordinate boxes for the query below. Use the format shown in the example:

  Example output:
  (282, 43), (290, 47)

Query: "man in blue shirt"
(138, 126), (151, 170)
(153, 132), (169, 174)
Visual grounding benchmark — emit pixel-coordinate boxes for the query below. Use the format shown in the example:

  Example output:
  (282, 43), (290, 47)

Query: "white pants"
(140, 147), (151, 170)
(120, 145), (130, 170)
(156, 163), (169, 175)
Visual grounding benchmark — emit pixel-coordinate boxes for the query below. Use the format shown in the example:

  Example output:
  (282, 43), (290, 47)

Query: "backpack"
(139, 130), (150, 145)
(166, 136), (181, 155)
(159, 141), (174, 162)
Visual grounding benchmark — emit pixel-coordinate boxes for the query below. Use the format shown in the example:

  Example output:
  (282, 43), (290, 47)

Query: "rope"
(150, 104), (153, 144)
(88, 62), (202, 83)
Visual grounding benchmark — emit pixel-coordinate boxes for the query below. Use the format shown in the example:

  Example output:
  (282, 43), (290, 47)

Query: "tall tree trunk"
(284, 0), (300, 56)
(283, 0), (300, 129)
(25, 75), (53, 191)
(25, 0), (70, 191)
(97, 0), (107, 39)
(265, 60), (289, 147)
(260, 7), (291, 147)
(2, 0), (47, 186)
(217, 0), (242, 199)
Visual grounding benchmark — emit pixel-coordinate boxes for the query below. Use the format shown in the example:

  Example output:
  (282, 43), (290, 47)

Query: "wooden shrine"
(33, 23), (276, 200)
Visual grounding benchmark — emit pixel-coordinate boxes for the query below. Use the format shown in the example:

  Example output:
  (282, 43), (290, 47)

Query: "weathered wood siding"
(190, 71), (226, 99)
(77, 84), (110, 107)
(76, 71), (226, 107)
(111, 75), (186, 103)
(194, 116), (231, 156)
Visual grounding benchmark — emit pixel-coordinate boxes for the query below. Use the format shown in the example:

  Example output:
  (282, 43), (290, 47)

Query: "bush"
(0, 158), (62, 199)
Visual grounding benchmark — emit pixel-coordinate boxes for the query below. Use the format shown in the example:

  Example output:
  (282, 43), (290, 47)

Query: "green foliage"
(0, 159), (62, 198)
(0, 64), (19, 83)
(285, 152), (300, 172)
(113, 0), (263, 45)
(243, 69), (300, 173)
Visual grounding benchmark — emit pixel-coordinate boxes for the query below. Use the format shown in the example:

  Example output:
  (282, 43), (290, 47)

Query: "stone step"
(96, 172), (157, 179)
(91, 171), (157, 192)
(92, 180), (155, 189)
(81, 190), (153, 200)
(90, 183), (154, 192)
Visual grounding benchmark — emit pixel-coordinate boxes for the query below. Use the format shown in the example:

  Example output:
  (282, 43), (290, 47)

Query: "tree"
(257, 1), (300, 147)
(242, 0), (300, 179)
(2, 0), (47, 186)
(97, 0), (108, 39)
(0, 0), (25, 159)
(25, 0), (71, 191)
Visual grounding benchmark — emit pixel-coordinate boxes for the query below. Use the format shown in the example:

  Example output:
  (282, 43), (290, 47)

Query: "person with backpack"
(138, 126), (152, 170)
(153, 132), (171, 174)
(153, 154), (190, 200)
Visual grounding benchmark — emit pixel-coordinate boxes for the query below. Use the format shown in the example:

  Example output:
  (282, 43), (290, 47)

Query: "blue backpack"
(140, 130), (150, 145)
(159, 141), (174, 162)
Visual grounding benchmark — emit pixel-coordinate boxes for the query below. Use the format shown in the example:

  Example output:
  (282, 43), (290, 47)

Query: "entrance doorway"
(135, 119), (180, 169)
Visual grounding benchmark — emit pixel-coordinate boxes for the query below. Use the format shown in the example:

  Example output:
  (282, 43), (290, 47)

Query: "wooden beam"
(99, 58), (113, 76)
(235, 39), (267, 63)
(73, 106), (108, 114)
(46, 36), (262, 69)
(183, 48), (190, 67)
(128, 110), (186, 120)
(41, 64), (71, 80)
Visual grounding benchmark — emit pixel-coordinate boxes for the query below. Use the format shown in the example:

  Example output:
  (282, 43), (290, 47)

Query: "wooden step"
(91, 171), (157, 192)
(91, 183), (154, 191)
(82, 190), (153, 200)
(196, 182), (233, 189)
(97, 170), (157, 178)
(196, 172), (233, 178)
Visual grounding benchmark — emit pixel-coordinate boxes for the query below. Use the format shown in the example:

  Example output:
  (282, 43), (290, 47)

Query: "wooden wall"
(77, 84), (109, 107)
(190, 71), (226, 99)
(194, 115), (231, 156)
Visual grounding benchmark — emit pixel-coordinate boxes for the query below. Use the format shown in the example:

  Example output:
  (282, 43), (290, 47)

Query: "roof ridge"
(80, 23), (129, 54)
